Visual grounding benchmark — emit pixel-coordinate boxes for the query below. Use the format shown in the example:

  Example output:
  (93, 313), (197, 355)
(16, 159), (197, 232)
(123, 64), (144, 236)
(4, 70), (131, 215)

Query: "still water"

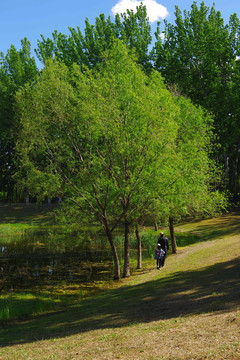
(0, 228), (116, 292)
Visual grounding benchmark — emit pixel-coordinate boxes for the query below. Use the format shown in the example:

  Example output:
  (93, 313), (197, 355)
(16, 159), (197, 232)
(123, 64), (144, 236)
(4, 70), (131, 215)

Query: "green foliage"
(35, 4), (152, 71)
(15, 39), (227, 277)
(136, 231), (158, 258)
(0, 38), (38, 200)
(16, 41), (181, 279)
(16, 41), (179, 227)
(152, 1), (240, 196)
(147, 94), (227, 227)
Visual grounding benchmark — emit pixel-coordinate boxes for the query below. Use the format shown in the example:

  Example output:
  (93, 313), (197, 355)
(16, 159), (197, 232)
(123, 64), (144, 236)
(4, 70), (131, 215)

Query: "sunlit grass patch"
(0, 293), (61, 321)
(0, 223), (33, 236)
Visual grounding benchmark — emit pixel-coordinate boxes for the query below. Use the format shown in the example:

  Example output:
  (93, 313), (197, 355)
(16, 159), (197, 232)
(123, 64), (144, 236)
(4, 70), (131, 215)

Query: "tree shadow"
(1, 255), (239, 346)
(176, 210), (240, 245)
(0, 204), (57, 224)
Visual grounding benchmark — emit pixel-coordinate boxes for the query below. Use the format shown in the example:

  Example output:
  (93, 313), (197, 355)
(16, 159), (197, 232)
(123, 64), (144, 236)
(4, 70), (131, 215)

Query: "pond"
(0, 228), (151, 293)
(0, 228), (115, 292)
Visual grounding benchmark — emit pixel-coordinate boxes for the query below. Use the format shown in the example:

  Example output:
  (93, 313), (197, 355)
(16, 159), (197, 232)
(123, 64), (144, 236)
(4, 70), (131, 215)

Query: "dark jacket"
(158, 235), (169, 253)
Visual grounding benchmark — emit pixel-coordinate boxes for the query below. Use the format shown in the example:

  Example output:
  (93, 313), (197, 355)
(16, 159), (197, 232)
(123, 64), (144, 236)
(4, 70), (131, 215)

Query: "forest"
(0, 1), (239, 279)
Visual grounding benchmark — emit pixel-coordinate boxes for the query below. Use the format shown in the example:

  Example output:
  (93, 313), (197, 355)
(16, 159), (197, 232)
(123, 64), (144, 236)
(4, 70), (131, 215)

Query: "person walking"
(158, 231), (169, 267)
(154, 243), (165, 269)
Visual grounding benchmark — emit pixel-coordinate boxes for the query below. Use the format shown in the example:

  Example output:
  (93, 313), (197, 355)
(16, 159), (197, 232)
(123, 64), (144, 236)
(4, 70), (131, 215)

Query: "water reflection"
(0, 229), (114, 292)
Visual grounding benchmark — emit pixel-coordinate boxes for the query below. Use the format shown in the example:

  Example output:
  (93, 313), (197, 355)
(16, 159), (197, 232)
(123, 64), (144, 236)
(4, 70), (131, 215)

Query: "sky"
(1, 0), (239, 57)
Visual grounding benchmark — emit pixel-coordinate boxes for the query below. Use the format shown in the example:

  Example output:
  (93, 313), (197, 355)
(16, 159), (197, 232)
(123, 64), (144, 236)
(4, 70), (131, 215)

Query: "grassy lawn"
(0, 203), (57, 226)
(0, 208), (240, 359)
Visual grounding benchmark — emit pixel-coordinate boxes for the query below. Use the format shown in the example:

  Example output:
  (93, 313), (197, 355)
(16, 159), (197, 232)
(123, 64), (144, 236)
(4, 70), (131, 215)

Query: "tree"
(16, 41), (179, 279)
(35, 4), (152, 71)
(148, 94), (227, 253)
(152, 1), (240, 197)
(0, 38), (38, 201)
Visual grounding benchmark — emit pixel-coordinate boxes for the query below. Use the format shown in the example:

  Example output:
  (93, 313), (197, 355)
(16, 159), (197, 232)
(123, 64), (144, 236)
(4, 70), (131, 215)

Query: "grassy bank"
(0, 203), (57, 236)
(0, 210), (239, 359)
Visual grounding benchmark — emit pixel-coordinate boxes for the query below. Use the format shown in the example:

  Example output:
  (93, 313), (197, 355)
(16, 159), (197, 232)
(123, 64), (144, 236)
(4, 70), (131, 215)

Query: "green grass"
(0, 293), (61, 321)
(0, 203), (57, 226)
(0, 220), (239, 358)
(0, 204), (236, 323)
(0, 206), (240, 359)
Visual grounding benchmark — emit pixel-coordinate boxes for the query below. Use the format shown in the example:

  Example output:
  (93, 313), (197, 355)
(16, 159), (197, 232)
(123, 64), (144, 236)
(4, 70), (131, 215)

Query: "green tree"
(0, 38), (38, 201)
(35, 4), (152, 71)
(152, 95), (227, 253)
(16, 41), (180, 279)
(152, 1), (240, 197)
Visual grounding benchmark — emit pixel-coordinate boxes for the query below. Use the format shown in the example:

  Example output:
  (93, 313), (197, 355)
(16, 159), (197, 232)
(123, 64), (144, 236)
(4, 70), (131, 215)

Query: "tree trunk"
(104, 221), (120, 280)
(123, 219), (130, 277)
(26, 187), (29, 204)
(234, 137), (240, 196)
(224, 149), (229, 188)
(135, 225), (142, 269)
(169, 216), (177, 254)
(154, 221), (158, 231)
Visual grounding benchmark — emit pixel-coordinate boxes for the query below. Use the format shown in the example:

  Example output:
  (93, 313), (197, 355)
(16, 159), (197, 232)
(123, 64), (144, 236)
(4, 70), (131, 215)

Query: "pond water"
(0, 228), (148, 293)
(0, 228), (116, 292)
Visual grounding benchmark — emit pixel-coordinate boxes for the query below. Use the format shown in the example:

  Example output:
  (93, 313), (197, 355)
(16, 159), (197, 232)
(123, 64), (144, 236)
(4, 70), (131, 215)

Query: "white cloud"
(111, 0), (169, 23)
(160, 32), (165, 40)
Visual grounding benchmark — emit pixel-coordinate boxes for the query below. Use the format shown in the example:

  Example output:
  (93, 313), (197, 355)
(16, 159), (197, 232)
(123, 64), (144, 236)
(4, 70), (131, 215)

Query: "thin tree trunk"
(104, 221), (120, 280)
(123, 219), (130, 277)
(135, 225), (142, 269)
(234, 137), (240, 195)
(224, 149), (229, 188)
(26, 187), (29, 204)
(169, 216), (177, 254)
(154, 221), (158, 231)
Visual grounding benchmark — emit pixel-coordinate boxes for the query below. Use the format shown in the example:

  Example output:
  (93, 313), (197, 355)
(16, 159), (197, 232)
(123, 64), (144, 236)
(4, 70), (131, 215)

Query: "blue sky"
(1, 0), (239, 56)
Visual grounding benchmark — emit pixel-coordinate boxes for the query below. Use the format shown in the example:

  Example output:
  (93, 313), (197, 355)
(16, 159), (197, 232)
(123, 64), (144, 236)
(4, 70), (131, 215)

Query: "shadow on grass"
(176, 210), (240, 246)
(0, 204), (57, 225)
(1, 255), (239, 346)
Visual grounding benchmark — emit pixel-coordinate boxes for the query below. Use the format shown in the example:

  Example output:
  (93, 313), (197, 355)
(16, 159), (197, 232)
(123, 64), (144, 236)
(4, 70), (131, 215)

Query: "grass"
(0, 293), (61, 321)
(0, 207), (240, 359)
(0, 203), (57, 226)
